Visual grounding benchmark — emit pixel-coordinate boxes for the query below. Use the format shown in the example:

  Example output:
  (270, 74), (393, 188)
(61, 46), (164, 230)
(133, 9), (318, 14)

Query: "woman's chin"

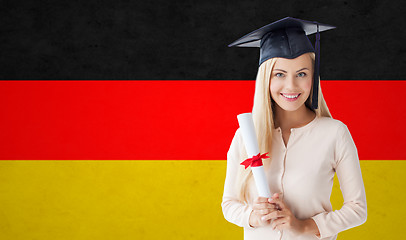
(275, 101), (306, 112)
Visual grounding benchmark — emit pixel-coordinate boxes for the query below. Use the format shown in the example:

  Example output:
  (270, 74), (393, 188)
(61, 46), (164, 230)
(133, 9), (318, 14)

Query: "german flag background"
(0, 1), (405, 239)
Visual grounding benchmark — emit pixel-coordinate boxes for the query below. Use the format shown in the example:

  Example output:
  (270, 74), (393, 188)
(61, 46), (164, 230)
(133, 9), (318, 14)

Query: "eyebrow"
(274, 68), (309, 73)
(274, 69), (287, 73)
(296, 68), (309, 72)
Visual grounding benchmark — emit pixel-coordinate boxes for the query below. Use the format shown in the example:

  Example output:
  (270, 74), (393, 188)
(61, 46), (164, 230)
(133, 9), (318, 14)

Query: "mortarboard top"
(228, 17), (336, 109)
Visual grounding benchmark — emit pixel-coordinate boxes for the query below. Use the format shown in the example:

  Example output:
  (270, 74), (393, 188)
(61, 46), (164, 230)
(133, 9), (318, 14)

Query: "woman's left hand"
(262, 193), (317, 235)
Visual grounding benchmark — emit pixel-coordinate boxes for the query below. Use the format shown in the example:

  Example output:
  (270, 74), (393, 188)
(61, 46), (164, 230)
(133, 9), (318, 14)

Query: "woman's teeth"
(281, 93), (300, 99)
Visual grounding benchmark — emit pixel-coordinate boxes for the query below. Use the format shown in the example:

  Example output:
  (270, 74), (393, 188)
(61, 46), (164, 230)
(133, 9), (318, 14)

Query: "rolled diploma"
(237, 113), (271, 198)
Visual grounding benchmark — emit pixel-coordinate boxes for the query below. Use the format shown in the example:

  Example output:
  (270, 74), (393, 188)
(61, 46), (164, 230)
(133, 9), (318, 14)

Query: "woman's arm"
(222, 129), (280, 229)
(221, 129), (255, 228)
(311, 124), (367, 239)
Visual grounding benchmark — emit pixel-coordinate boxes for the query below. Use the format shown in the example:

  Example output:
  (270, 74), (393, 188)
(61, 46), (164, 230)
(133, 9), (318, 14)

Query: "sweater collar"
(274, 115), (319, 134)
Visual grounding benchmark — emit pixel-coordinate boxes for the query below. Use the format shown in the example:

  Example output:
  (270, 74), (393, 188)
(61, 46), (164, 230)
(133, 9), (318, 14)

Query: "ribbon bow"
(240, 152), (269, 169)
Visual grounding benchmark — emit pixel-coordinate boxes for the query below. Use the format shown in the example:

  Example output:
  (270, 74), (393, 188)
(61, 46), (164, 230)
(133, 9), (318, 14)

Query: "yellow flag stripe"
(0, 160), (404, 239)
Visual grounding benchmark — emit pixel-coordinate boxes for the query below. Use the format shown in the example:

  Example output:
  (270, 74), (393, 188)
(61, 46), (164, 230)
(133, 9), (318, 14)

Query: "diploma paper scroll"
(237, 113), (272, 198)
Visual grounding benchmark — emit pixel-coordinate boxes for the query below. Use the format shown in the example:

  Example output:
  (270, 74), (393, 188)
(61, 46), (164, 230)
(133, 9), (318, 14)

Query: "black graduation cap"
(228, 17), (336, 109)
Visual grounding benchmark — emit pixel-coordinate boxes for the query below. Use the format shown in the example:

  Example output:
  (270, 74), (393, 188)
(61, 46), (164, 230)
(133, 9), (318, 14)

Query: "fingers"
(253, 194), (300, 232)
(253, 197), (276, 211)
(251, 195), (290, 227)
(271, 192), (280, 199)
(269, 196), (286, 210)
(251, 197), (278, 226)
(252, 201), (276, 210)
(253, 203), (277, 216)
(256, 207), (276, 215)
(261, 209), (287, 222)
(254, 197), (270, 204)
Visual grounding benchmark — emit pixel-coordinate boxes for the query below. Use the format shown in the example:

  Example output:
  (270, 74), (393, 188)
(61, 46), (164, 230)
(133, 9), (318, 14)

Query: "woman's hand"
(249, 196), (278, 227)
(262, 193), (320, 236)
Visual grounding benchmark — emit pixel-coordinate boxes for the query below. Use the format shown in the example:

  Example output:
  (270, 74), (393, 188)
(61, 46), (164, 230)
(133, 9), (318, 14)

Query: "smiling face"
(269, 53), (314, 112)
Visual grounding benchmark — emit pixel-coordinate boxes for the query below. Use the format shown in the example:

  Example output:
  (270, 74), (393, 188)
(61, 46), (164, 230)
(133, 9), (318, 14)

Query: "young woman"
(222, 18), (367, 240)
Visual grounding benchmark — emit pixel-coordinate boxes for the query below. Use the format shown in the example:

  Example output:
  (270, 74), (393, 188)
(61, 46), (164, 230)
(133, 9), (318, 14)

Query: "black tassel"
(312, 23), (320, 109)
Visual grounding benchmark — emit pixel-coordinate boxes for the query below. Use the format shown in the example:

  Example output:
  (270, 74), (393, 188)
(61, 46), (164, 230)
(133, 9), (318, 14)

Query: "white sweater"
(222, 116), (367, 240)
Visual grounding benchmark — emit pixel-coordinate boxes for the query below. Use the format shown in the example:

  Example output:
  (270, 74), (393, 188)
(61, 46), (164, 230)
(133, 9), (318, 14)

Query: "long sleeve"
(311, 124), (367, 239)
(221, 129), (254, 229)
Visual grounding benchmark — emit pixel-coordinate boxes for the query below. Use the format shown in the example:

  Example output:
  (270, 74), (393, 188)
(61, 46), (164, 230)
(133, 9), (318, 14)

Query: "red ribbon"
(240, 152), (270, 169)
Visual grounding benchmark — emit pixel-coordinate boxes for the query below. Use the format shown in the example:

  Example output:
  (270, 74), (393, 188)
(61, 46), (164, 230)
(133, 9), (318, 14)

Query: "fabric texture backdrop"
(0, 0), (405, 239)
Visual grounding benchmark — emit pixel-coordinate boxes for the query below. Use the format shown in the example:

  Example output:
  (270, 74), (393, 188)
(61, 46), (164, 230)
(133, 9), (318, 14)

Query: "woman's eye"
(297, 72), (306, 77)
(275, 73), (284, 78)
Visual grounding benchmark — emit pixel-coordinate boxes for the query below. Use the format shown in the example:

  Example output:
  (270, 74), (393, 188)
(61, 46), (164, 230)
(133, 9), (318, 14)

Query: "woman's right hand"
(249, 196), (278, 227)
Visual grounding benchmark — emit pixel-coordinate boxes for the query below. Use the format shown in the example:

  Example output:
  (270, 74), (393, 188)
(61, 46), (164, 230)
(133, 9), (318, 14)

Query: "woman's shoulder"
(232, 127), (242, 139)
(229, 128), (244, 148)
(316, 116), (350, 134)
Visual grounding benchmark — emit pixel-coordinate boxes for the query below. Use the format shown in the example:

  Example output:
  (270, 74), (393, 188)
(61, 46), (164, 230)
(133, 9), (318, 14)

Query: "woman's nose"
(285, 75), (297, 89)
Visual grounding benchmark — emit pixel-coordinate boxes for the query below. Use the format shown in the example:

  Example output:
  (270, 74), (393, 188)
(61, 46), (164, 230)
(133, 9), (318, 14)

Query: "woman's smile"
(280, 93), (301, 101)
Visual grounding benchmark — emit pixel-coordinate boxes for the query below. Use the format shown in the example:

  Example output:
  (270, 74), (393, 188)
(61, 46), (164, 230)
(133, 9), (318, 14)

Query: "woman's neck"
(274, 104), (316, 131)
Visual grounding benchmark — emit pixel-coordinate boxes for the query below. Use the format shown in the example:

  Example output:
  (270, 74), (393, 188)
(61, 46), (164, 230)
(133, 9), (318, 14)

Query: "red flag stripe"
(0, 80), (404, 160)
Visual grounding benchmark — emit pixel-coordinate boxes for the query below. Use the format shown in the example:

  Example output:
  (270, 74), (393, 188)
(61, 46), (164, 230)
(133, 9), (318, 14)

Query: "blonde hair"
(236, 53), (332, 202)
